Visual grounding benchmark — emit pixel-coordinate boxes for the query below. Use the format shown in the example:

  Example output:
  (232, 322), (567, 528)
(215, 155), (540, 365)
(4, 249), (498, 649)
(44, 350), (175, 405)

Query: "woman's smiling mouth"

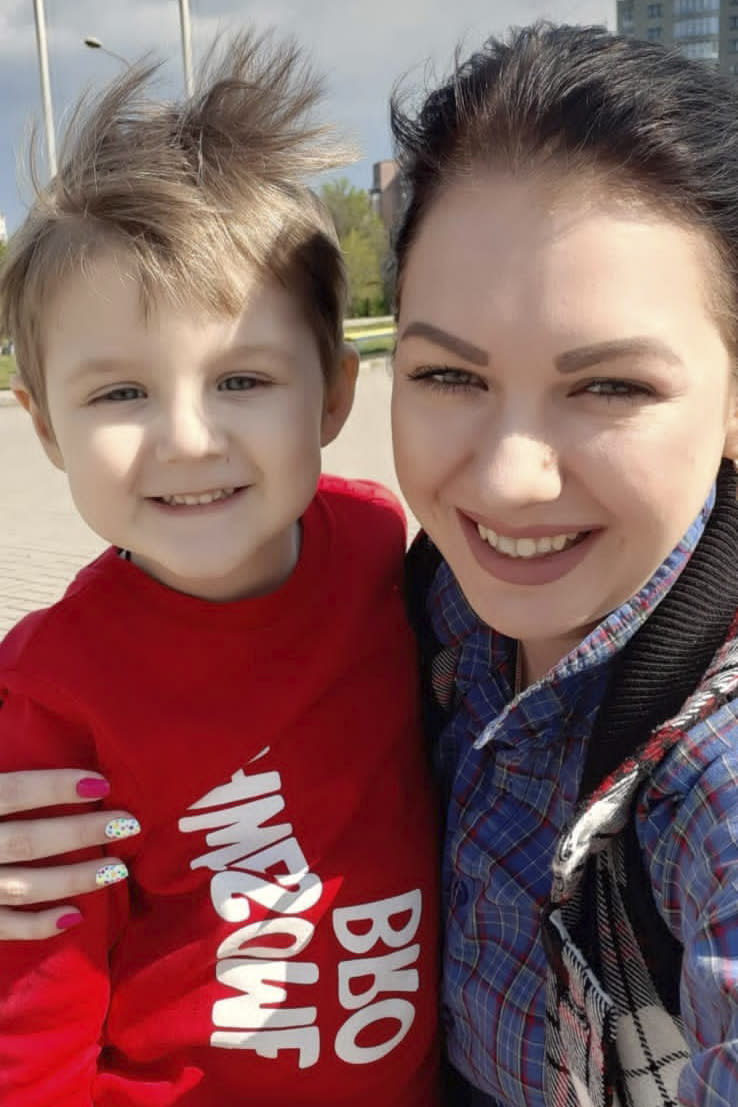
(476, 525), (589, 559)
(457, 511), (600, 586)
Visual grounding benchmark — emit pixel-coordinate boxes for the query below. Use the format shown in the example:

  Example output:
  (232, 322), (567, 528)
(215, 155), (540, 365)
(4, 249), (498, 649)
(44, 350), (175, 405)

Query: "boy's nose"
(154, 397), (228, 462)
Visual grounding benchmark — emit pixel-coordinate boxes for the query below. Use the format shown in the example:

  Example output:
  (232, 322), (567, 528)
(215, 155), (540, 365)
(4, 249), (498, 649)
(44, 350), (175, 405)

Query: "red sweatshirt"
(0, 476), (440, 1106)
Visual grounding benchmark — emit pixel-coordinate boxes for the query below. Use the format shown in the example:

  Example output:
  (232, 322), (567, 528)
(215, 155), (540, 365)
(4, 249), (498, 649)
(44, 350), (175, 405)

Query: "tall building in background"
(617, 0), (738, 75)
(370, 160), (403, 233)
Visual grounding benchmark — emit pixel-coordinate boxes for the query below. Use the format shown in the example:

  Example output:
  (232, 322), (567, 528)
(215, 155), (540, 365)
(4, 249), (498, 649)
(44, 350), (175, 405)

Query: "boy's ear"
(12, 380), (65, 471)
(725, 380), (738, 464)
(320, 343), (359, 447)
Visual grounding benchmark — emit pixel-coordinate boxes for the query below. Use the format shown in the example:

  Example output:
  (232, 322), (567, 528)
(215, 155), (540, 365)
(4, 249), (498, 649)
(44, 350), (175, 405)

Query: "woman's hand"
(0, 770), (136, 940)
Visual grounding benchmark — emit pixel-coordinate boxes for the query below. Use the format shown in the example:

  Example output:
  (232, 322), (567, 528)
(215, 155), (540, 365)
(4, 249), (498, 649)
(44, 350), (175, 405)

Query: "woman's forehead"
(396, 171), (731, 375)
(401, 168), (719, 307)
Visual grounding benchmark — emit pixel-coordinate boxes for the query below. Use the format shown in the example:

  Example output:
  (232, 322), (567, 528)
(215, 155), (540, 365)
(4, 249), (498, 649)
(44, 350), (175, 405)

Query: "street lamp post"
(84, 0), (193, 97)
(83, 37), (131, 69)
(32, 0), (56, 177)
(178, 0), (194, 97)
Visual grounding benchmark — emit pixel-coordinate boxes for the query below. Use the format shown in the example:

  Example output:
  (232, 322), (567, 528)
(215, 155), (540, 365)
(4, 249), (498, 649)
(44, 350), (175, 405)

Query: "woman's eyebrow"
(399, 321), (488, 366)
(399, 325), (684, 375)
(555, 337), (684, 374)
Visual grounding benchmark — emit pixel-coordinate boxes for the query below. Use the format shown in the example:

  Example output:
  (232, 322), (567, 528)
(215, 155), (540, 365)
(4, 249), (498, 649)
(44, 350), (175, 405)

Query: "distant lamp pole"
(32, 0), (56, 176)
(178, 0), (194, 97)
(83, 36), (131, 68)
(84, 0), (193, 97)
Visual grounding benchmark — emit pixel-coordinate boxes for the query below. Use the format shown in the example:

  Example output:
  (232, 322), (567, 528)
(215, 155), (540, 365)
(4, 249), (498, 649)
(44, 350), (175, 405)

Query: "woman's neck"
(518, 630), (594, 688)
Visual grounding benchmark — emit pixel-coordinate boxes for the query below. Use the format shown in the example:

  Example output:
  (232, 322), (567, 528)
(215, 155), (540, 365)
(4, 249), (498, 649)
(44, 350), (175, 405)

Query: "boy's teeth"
(476, 524), (582, 558)
(162, 488), (235, 506)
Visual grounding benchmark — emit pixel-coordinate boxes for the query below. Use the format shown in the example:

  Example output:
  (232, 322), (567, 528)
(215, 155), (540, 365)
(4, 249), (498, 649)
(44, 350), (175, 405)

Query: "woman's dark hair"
(390, 22), (738, 349)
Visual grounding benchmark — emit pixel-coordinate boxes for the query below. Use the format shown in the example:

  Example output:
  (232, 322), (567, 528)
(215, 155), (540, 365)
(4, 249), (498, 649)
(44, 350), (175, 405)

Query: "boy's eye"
(407, 367), (483, 392)
(218, 375), (261, 392)
(92, 386), (145, 403)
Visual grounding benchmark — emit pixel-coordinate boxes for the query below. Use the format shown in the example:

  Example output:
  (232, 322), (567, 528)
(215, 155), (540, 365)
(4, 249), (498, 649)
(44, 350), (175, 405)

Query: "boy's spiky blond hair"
(1, 30), (353, 416)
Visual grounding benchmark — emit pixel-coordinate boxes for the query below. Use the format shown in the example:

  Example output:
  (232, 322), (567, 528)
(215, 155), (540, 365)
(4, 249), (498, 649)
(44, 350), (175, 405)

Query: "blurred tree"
(320, 177), (390, 316)
(340, 228), (384, 317)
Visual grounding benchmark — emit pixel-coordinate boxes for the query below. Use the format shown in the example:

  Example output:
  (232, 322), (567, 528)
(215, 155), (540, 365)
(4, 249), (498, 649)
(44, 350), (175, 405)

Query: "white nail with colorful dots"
(104, 817), (141, 840)
(95, 862), (129, 887)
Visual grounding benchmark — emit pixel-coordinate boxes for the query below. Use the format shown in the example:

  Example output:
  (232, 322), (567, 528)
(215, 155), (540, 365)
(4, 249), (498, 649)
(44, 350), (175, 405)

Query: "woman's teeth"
(476, 524), (582, 558)
(160, 488), (236, 506)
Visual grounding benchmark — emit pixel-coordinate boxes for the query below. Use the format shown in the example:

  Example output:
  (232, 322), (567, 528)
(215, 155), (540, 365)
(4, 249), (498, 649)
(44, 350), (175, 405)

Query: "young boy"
(0, 33), (439, 1106)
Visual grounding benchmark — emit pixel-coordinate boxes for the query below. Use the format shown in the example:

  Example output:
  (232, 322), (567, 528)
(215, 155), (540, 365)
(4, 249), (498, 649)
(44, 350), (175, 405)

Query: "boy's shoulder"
(0, 547), (121, 677)
(310, 476), (409, 612)
(317, 474), (405, 521)
(316, 474), (407, 547)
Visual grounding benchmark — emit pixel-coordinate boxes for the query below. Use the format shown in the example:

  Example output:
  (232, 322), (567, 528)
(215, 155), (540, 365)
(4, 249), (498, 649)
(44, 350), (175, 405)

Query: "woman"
(2, 22), (738, 1106)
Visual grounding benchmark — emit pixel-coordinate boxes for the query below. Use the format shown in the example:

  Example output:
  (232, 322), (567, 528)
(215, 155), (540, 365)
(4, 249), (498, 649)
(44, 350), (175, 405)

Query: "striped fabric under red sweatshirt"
(0, 475), (440, 1107)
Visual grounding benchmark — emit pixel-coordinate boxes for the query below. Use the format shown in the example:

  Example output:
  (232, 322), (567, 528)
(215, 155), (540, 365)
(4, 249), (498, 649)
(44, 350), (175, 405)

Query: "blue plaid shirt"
(429, 488), (738, 1106)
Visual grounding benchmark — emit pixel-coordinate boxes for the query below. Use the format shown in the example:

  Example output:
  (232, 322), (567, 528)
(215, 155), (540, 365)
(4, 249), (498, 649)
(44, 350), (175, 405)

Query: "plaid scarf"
(542, 618), (738, 1106)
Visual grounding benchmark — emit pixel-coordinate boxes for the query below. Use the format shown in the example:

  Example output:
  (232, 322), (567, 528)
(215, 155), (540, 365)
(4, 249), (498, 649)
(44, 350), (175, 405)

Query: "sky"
(0, 0), (612, 233)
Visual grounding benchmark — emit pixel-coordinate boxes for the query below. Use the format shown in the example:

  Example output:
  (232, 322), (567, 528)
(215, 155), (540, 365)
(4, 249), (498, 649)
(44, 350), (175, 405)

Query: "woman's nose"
(473, 429), (562, 506)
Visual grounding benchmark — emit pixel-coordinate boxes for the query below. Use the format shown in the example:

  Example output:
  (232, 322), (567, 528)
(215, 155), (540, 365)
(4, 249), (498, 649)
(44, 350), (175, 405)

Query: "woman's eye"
(409, 367), (481, 392)
(92, 386), (145, 403)
(218, 376), (260, 392)
(582, 378), (651, 400)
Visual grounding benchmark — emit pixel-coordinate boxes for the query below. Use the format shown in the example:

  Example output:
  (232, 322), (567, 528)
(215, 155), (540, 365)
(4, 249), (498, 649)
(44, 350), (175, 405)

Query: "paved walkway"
(0, 357), (411, 637)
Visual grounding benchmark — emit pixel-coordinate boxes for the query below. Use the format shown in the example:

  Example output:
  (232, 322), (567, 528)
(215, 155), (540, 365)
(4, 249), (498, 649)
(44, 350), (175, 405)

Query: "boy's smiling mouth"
(152, 487), (243, 507)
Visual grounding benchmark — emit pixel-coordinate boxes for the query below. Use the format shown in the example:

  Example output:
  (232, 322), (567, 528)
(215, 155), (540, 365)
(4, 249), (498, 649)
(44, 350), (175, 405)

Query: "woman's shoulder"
(647, 692), (738, 798)
(637, 681), (738, 901)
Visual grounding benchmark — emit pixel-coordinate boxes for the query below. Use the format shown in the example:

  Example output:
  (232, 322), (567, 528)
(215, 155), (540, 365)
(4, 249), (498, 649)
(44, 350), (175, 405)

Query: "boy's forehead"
(43, 250), (316, 371)
(47, 248), (250, 326)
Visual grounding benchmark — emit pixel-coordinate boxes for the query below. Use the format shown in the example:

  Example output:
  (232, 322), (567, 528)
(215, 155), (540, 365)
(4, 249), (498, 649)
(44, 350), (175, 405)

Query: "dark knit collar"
(579, 458), (738, 797)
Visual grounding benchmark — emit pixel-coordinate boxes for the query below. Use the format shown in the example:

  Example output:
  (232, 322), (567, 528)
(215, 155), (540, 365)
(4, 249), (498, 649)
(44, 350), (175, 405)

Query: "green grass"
(356, 335), (395, 358)
(0, 355), (16, 390)
(347, 320), (393, 335)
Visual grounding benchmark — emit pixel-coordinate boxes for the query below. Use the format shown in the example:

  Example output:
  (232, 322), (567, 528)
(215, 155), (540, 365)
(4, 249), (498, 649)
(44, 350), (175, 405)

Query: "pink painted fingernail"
(76, 777), (110, 799)
(56, 912), (83, 930)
